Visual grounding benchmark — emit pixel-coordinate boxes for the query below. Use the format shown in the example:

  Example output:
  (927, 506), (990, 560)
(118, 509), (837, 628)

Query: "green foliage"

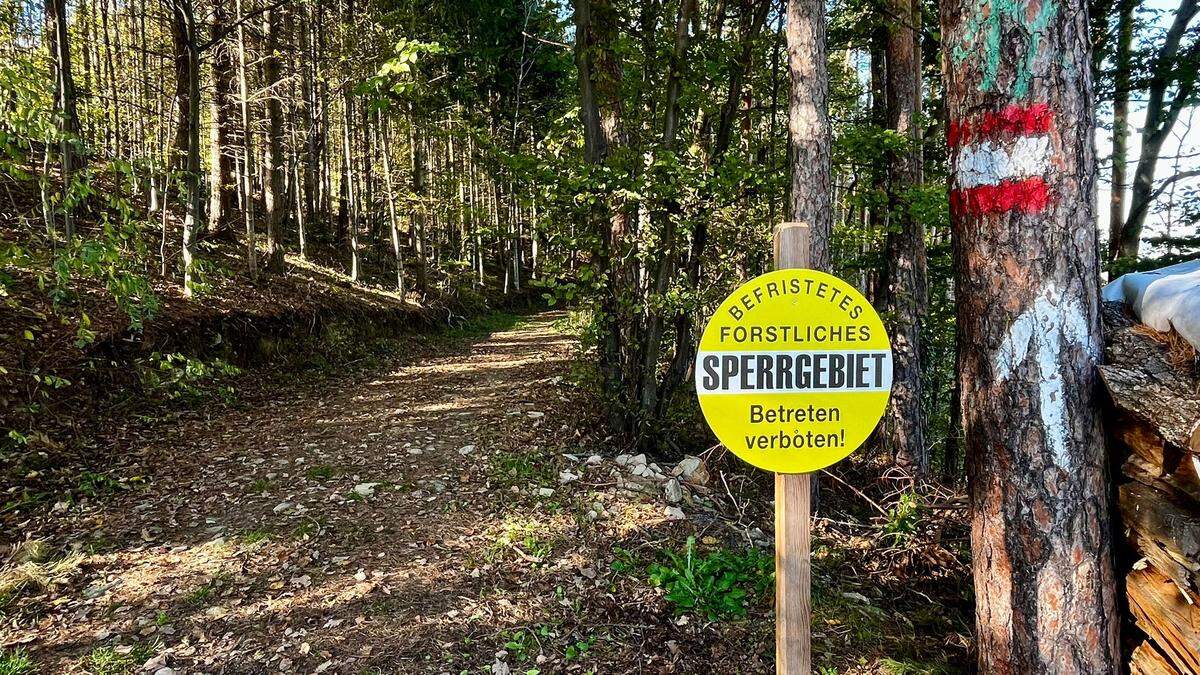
(76, 471), (123, 498)
(647, 537), (774, 621)
(883, 492), (927, 542)
(0, 648), (34, 675)
(488, 517), (557, 563)
(137, 352), (241, 402)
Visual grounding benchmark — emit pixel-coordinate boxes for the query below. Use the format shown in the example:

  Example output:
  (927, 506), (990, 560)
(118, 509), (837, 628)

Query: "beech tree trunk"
(1106, 0), (1134, 261)
(44, 0), (79, 240)
(263, 7), (286, 272)
(940, 0), (1120, 670)
(881, 0), (928, 476)
(1114, 0), (1198, 260)
(209, 0), (239, 237)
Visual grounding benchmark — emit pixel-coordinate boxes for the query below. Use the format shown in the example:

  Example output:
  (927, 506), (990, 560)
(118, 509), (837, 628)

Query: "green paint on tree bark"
(952, 0), (1058, 98)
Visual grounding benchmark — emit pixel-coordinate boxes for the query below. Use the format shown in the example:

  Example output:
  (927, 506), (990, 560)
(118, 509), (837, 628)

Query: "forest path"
(9, 312), (747, 673)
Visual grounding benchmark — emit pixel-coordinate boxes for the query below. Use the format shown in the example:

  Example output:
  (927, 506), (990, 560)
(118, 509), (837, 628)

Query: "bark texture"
(209, 0), (239, 237)
(881, 0), (928, 476)
(785, 0), (831, 272)
(263, 7), (286, 273)
(940, 0), (1120, 670)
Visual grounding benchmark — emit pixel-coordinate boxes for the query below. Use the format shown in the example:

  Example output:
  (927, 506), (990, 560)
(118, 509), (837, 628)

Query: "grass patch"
(647, 536), (773, 621)
(488, 451), (554, 488)
(0, 648), (34, 675)
(84, 641), (159, 675)
(239, 529), (273, 544)
(246, 477), (273, 494)
(184, 571), (231, 606)
(305, 465), (337, 480)
(487, 517), (558, 564)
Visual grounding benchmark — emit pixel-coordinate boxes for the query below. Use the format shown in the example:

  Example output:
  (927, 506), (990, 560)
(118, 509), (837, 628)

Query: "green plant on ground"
(246, 477), (272, 494)
(488, 518), (557, 563)
(184, 571), (231, 606)
(305, 465), (336, 480)
(0, 647), (34, 675)
(137, 352), (242, 403)
(77, 471), (122, 498)
(882, 492), (926, 542)
(647, 536), (774, 621)
(84, 641), (159, 675)
(488, 451), (553, 488)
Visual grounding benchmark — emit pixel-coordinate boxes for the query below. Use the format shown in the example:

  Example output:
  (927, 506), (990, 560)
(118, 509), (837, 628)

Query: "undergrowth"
(647, 536), (774, 621)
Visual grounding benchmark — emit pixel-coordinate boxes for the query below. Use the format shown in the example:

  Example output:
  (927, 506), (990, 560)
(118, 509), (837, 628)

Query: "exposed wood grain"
(1128, 567), (1200, 674)
(1130, 639), (1182, 675)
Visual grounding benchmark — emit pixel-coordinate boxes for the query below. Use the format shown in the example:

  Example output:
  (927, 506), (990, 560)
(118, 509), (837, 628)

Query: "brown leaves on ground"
(0, 313), (971, 674)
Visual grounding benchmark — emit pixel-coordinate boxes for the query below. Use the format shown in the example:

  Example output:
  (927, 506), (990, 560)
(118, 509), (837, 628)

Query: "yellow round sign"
(694, 269), (893, 474)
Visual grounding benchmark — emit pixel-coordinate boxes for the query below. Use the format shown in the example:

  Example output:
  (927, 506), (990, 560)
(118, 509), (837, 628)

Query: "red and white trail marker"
(949, 103), (1054, 215)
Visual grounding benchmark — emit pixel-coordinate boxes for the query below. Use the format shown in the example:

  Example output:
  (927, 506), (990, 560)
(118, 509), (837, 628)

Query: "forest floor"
(0, 311), (973, 674)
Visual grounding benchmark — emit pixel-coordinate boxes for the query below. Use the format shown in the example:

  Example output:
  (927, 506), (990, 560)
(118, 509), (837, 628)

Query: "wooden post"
(773, 222), (812, 674)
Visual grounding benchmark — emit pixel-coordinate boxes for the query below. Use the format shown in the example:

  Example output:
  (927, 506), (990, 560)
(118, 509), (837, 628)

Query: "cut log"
(1120, 482), (1200, 592)
(1123, 452), (1200, 506)
(1099, 312), (1200, 451)
(1127, 567), (1200, 674)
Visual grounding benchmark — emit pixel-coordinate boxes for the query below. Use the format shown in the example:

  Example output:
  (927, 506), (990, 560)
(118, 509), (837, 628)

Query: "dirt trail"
(4, 312), (973, 674)
(5, 312), (772, 674)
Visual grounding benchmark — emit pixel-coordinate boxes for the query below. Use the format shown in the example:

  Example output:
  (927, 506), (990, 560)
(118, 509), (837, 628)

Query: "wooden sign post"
(692, 222), (893, 675)
(774, 222), (812, 674)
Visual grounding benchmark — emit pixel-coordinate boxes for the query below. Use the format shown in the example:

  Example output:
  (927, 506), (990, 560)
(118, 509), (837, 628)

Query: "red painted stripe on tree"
(950, 177), (1051, 215)
(948, 103), (1054, 148)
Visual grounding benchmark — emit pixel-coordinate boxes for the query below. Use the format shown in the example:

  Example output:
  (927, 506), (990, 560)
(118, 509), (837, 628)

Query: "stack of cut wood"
(1099, 303), (1200, 674)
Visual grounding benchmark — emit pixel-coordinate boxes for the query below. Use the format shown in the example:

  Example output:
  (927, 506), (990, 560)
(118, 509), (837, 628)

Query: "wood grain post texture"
(939, 0), (1120, 671)
(774, 222), (812, 675)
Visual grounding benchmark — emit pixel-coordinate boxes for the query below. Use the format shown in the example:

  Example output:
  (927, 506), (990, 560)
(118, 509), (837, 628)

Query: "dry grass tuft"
(1132, 324), (1198, 371)
(0, 539), (82, 605)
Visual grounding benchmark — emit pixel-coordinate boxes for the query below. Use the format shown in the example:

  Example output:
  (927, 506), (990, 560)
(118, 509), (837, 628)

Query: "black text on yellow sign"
(694, 269), (893, 473)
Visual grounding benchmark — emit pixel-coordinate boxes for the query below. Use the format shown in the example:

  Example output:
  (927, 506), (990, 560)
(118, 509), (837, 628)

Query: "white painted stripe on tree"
(954, 136), (1052, 188)
(993, 283), (1099, 470)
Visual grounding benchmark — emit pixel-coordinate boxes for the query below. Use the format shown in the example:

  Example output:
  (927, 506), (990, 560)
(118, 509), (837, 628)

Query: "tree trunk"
(342, 88), (358, 280)
(940, 0), (1120, 669)
(168, 0), (202, 296)
(236, 0), (257, 278)
(785, 0), (831, 270)
(574, 0), (631, 433)
(1114, 0), (1198, 260)
(169, 2), (192, 172)
(411, 120), (429, 294)
(209, 0), (239, 237)
(881, 0), (928, 476)
(44, 0), (79, 240)
(1106, 0), (1134, 261)
(263, 6), (286, 273)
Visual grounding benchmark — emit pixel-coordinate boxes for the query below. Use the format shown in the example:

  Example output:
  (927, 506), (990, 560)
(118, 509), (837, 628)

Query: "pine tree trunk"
(881, 0), (928, 476)
(940, 0), (1120, 669)
(785, 0), (831, 271)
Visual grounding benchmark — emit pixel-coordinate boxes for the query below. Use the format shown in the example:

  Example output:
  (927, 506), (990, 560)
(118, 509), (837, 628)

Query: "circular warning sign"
(694, 269), (893, 474)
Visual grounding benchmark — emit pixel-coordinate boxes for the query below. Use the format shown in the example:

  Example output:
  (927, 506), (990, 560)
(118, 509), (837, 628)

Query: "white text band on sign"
(695, 350), (893, 394)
